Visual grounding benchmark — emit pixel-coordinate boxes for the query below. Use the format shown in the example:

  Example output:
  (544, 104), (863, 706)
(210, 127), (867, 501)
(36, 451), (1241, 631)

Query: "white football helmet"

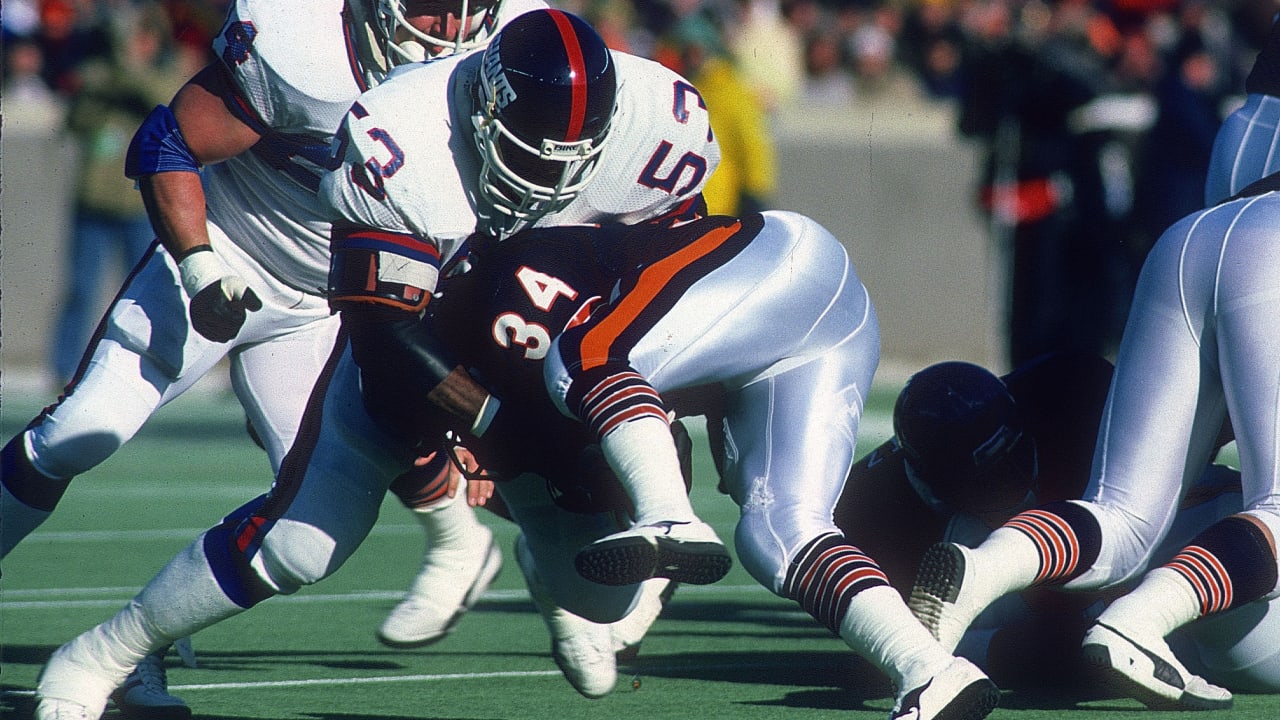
(372, 0), (503, 63)
(470, 9), (617, 238)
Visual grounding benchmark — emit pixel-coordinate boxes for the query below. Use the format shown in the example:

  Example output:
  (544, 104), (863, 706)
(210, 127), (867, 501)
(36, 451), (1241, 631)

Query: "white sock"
(601, 417), (697, 526)
(965, 525), (1045, 606)
(839, 585), (952, 690)
(134, 533), (250, 639)
(41, 534), (245, 703)
(1098, 567), (1201, 638)
(411, 485), (489, 552)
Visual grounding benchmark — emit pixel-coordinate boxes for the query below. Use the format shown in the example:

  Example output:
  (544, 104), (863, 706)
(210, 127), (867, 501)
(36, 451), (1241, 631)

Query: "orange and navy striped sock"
(1003, 501), (1101, 586)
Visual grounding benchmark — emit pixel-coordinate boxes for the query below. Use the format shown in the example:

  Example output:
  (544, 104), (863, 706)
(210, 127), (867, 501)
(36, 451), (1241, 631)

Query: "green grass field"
(0, 380), (1271, 719)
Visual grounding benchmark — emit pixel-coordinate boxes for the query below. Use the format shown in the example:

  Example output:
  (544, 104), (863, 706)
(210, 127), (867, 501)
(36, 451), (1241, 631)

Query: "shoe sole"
(908, 544), (965, 644)
(934, 678), (1001, 720)
(377, 539), (504, 649)
(1080, 626), (1233, 711)
(575, 536), (732, 586)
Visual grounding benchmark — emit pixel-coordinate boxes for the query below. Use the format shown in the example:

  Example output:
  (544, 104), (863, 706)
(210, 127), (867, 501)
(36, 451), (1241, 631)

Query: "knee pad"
(201, 495), (340, 604)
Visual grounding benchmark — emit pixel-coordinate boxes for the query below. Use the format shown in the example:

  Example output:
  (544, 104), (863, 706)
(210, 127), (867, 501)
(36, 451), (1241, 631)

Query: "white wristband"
(177, 248), (226, 298)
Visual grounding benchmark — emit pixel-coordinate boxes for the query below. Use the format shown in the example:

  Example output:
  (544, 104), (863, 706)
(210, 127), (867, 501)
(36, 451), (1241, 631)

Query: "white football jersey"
(203, 0), (364, 296)
(320, 48), (721, 270)
(202, 0), (546, 295)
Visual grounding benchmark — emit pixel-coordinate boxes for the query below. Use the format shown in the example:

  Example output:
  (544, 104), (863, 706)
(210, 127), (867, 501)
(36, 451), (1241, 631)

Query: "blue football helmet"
(894, 361), (1038, 517)
(471, 9), (617, 237)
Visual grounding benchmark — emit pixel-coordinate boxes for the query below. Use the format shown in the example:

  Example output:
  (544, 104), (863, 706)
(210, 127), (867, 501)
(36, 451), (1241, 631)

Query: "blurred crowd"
(4, 0), (1278, 371)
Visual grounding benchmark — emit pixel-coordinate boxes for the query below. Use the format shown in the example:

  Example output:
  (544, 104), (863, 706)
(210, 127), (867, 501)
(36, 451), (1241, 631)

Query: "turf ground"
(0, 378), (1271, 720)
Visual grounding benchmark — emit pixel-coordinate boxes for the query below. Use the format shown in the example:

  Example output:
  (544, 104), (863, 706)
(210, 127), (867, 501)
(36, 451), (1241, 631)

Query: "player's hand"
(179, 246), (262, 342)
(414, 445), (495, 507)
(450, 446), (496, 507)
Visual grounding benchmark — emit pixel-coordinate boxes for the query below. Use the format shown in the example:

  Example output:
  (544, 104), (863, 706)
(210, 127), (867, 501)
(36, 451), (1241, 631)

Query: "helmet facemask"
(373, 0), (501, 63)
(472, 88), (612, 237)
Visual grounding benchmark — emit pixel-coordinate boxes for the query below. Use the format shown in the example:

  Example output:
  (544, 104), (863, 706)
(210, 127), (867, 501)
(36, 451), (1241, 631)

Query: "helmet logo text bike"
(540, 138), (594, 159)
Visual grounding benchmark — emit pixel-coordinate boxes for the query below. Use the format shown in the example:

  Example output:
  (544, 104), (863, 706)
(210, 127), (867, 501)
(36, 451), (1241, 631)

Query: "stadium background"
(1, 93), (997, 392)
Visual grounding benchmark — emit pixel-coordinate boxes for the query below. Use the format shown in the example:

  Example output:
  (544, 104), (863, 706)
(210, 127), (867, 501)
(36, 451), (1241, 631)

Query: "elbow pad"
(126, 104), (202, 179)
(328, 224), (439, 314)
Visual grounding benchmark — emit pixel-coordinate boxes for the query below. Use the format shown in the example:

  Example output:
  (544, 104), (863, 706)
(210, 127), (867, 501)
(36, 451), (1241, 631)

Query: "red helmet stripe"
(547, 9), (587, 141)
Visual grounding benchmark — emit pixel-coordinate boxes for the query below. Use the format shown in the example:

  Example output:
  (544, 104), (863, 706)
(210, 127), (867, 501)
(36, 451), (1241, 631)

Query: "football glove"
(178, 246), (262, 342)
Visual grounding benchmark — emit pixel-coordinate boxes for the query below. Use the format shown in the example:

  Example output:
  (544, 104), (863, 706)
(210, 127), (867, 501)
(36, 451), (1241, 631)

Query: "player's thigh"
(232, 311), (342, 470)
(1215, 235), (1280, 519)
(30, 254), (232, 477)
(638, 212), (873, 390)
(252, 350), (418, 587)
(1087, 225), (1222, 516)
(725, 356), (868, 592)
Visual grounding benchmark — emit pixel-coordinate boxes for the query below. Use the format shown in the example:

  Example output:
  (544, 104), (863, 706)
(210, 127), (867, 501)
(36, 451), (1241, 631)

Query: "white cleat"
(377, 530), (503, 648)
(516, 535), (617, 698)
(110, 647), (191, 720)
(908, 543), (985, 654)
(611, 579), (676, 663)
(35, 698), (98, 720)
(36, 639), (124, 720)
(1081, 622), (1232, 710)
(575, 520), (731, 587)
(891, 657), (1000, 720)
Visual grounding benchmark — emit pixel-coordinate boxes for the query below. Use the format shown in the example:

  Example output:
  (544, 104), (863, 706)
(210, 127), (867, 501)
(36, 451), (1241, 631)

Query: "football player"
(420, 211), (999, 719)
(319, 8), (727, 570)
(33, 11), (722, 718)
(838, 355), (1280, 695)
(5, 0), (540, 716)
(1205, 14), (1280, 205)
(908, 177), (1280, 710)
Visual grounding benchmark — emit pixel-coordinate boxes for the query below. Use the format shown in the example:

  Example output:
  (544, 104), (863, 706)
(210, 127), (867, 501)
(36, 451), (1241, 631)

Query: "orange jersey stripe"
(579, 220), (741, 370)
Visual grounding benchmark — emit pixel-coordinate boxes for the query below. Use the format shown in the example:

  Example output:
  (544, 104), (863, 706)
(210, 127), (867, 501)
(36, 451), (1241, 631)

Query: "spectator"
(729, 0), (805, 112)
(801, 29), (855, 106)
(33, 0), (110, 96)
(955, 0), (1132, 366)
(3, 36), (60, 112)
(898, 0), (965, 100)
(50, 2), (193, 387)
(1131, 32), (1230, 247)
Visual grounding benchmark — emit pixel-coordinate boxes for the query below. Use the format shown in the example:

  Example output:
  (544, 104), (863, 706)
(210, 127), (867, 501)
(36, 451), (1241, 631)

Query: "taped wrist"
(328, 224), (439, 314)
(126, 104), (202, 178)
(177, 245), (225, 298)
